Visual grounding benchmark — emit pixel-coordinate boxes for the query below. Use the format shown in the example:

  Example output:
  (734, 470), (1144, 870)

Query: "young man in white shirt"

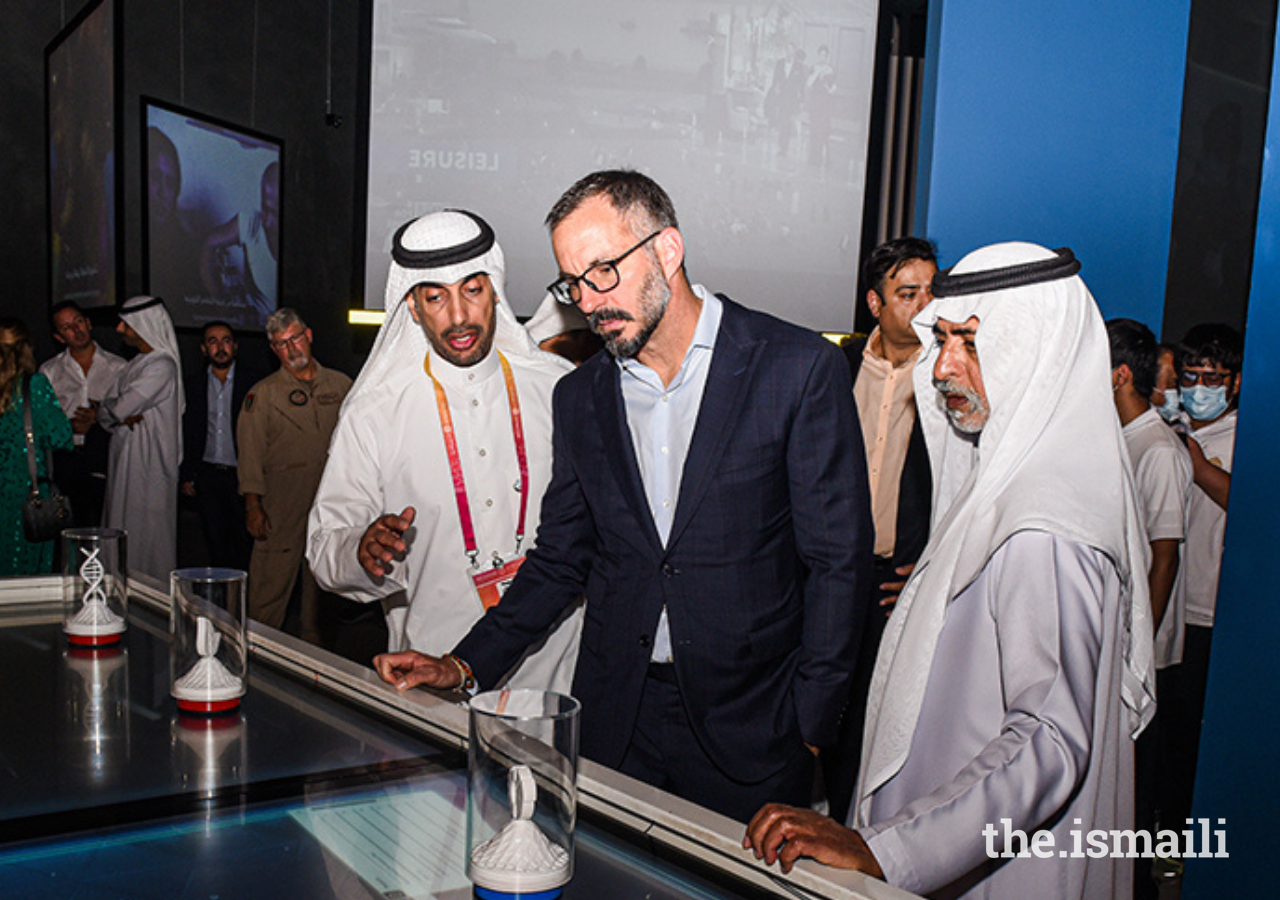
(1106, 317), (1194, 897)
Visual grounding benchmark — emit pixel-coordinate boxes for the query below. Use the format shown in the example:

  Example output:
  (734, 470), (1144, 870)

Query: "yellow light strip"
(348, 309), (387, 326)
(822, 332), (851, 345)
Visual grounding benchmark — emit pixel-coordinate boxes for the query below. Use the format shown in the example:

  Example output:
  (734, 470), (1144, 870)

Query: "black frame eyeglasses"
(269, 329), (308, 351)
(1178, 368), (1232, 388)
(547, 230), (662, 306)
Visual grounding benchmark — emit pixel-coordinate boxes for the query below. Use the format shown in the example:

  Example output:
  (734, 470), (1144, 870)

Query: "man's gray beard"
(285, 354), (311, 372)
(593, 265), (671, 360)
(934, 378), (989, 434)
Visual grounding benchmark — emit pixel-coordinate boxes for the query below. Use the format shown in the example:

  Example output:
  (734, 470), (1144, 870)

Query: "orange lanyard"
(425, 352), (528, 568)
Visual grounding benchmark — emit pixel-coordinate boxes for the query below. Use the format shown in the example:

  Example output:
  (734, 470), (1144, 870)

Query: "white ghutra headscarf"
(119, 294), (185, 416)
(344, 209), (565, 413)
(854, 242), (1156, 825)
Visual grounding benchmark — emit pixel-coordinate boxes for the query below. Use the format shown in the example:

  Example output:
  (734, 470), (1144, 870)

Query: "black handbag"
(20, 375), (73, 543)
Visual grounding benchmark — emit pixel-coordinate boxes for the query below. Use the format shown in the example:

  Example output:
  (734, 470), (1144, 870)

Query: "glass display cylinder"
(169, 568), (247, 714)
(467, 690), (579, 899)
(62, 527), (128, 646)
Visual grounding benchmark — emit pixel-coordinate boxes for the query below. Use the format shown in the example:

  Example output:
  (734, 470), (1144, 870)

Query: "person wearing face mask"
(1105, 318), (1194, 898)
(1158, 322), (1241, 867)
(1151, 343), (1187, 430)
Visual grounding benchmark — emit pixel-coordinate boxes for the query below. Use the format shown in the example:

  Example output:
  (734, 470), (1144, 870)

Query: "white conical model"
(470, 764), (570, 893)
(172, 617), (243, 701)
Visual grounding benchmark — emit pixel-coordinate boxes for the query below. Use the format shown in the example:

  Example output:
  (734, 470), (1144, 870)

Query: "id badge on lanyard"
(428, 352), (530, 611)
(471, 555), (526, 609)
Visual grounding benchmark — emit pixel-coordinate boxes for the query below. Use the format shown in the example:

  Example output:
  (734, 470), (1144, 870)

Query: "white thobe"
(859, 531), (1133, 899)
(308, 348), (582, 693)
(1121, 408), (1192, 667)
(98, 352), (182, 584)
(39, 344), (127, 446)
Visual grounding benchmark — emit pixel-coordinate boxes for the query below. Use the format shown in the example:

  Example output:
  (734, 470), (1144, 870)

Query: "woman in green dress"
(1, 318), (74, 576)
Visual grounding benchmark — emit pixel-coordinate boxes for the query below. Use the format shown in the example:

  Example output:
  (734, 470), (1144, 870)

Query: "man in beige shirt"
(826, 237), (937, 822)
(238, 308), (352, 643)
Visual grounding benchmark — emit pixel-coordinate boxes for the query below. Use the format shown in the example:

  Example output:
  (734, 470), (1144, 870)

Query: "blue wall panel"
(916, 0), (1191, 328)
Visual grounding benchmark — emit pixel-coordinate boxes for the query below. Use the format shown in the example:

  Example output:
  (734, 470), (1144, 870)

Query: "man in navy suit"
(180, 321), (260, 568)
(372, 170), (873, 822)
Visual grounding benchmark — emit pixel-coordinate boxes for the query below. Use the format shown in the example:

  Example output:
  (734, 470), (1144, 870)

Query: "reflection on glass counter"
(0, 576), (917, 900)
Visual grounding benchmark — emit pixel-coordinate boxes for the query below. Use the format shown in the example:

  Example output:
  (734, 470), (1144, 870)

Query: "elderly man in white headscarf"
(746, 243), (1156, 899)
(99, 295), (185, 583)
(308, 210), (583, 690)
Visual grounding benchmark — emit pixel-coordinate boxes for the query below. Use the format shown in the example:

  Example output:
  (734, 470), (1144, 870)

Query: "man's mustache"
(932, 377), (980, 401)
(589, 308), (635, 331)
(442, 326), (480, 341)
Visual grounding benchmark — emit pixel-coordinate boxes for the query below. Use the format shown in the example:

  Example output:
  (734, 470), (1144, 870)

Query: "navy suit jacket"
(455, 297), (873, 782)
(180, 361), (261, 485)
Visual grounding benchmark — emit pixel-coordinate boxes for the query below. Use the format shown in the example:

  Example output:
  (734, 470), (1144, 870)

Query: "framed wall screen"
(46, 0), (122, 311)
(143, 98), (283, 331)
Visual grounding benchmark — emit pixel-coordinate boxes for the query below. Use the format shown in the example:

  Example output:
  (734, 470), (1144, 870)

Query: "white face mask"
(1155, 387), (1181, 422)
(1181, 384), (1230, 422)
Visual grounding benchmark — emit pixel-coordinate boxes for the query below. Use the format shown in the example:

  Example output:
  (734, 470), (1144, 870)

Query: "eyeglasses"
(547, 230), (662, 306)
(1179, 368), (1231, 388)
(269, 330), (308, 351)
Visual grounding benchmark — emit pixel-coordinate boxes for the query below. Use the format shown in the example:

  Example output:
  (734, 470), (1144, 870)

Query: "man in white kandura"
(746, 243), (1156, 899)
(99, 295), (184, 583)
(308, 210), (583, 690)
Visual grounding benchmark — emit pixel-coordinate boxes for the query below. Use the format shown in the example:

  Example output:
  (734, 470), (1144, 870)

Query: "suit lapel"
(592, 356), (664, 554)
(667, 299), (761, 549)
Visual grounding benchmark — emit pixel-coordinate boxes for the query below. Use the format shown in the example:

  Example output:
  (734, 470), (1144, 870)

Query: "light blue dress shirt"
(204, 363), (238, 467)
(618, 287), (723, 662)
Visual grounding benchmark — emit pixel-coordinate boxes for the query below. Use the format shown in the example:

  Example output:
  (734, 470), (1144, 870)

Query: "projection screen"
(365, 0), (879, 332)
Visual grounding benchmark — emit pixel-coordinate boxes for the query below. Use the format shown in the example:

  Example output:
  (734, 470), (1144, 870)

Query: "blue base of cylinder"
(474, 887), (563, 900)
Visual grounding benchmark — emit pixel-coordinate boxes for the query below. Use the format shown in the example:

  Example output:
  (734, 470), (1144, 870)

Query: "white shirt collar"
(427, 344), (501, 390)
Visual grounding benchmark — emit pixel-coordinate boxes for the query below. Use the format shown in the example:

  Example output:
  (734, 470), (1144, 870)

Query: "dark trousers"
(821, 556), (895, 824)
(1158, 625), (1214, 839)
(52, 427), (111, 529)
(316, 592), (389, 668)
(617, 663), (813, 824)
(194, 462), (253, 570)
(1134, 669), (1171, 899)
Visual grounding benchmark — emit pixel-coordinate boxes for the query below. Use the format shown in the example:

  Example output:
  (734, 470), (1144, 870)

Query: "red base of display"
(176, 697), (241, 714)
(67, 631), (123, 647)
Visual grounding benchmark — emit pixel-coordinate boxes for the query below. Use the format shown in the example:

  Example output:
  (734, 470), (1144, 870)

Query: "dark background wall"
(1, 0), (374, 376)
(1162, 0), (1277, 341)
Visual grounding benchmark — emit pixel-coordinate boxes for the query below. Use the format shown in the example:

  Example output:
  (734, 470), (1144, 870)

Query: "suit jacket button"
(639, 635), (652, 648)
(662, 564), (674, 577)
